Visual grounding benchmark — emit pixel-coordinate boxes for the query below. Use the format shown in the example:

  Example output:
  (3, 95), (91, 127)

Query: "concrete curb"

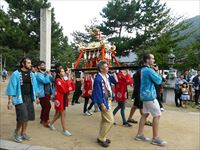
(0, 139), (56, 150)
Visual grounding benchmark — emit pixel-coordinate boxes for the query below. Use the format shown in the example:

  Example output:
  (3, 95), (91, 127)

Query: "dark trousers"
(194, 90), (200, 105)
(174, 89), (182, 107)
(157, 93), (163, 108)
(39, 94), (51, 122)
(72, 89), (82, 104)
(113, 101), (126, 124)
(83, 97), (94, 113)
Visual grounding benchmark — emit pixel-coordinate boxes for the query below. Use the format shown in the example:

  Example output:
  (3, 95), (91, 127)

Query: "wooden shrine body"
(74, 41), (120, 71)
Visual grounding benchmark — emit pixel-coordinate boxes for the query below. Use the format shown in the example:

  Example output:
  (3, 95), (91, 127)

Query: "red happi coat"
(115, 72), (134, 102)
(82, 76), (93, 97)
(54, 78), (75, 111)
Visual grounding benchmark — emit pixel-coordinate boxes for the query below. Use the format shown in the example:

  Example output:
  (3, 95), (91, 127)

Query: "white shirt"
(99, 73), (112, 98)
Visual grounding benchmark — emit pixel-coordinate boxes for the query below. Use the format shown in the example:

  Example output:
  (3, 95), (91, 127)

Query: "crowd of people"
(5, 54), (200, 148)
(174, 69), (200, 108)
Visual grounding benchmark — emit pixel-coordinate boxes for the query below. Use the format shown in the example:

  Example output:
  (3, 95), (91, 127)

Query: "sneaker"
(48, 123), (56, 130)
(84, 111), (92, 116)
(14, 133), (23, 143)
(160, 108), (165, 112)
(135, 134), (151, 142)
(123, 122), (132, 127)
(151, 138), (167, 146)
(21, 134), (32, 141)
(87, 110), (93, 115)
(63, 130), (72, 136)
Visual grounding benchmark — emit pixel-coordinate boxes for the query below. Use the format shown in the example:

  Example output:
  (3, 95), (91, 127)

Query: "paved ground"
(0, 80), (200, 150)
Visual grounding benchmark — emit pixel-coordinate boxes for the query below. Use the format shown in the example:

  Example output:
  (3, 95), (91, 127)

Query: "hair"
(37, 60), (45, 66)
(55, 67), (64, 79)
(97, 61), (107, 72)
(19, 57), (31, 68)
(33, 64), (38, 68)
(55, 63), (62, 72)
(182, 82), (188, 88)
(143, 53), (152, 63)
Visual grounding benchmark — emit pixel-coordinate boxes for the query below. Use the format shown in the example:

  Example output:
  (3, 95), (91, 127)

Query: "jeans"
(113, 101), (126, 124)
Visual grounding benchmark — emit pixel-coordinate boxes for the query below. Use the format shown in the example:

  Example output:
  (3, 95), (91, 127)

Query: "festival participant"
(82, 73), (94, 116)
(92, 61), (117, 148)
(6, 57), (39, 142)
(135, 54), (167, 146)
(113, 69), (133, 127)
(48, 68), (74, 136)
(36, 61), (53, 127)
(71, 71), (83, 105)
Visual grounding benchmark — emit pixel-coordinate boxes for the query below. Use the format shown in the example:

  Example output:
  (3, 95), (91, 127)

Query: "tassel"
(84, 52), (87, 59)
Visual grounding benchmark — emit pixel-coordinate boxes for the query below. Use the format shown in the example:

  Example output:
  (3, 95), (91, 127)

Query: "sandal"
(145, 121), (152, 126)
(127, 119), (138, 124)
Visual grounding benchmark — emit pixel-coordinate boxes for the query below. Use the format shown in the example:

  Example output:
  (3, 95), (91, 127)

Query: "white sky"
(1, 0), (200, 42)
(49, 0), (200, 42)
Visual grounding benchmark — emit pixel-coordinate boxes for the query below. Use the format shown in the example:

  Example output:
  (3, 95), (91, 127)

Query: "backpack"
(132, 69), (141, 100)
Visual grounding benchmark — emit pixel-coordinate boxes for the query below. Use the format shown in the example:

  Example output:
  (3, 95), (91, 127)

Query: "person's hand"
(7, 102), (13, 110)
(47, 71), (51, 75)
(101, 104), (107, 112)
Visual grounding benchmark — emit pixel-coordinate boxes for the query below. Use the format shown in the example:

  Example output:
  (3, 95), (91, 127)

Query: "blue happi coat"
(6, 69), (39, 105)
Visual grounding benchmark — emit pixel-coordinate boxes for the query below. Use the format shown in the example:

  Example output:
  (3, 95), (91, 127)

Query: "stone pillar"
(40, 8), (51, 70)
(163, 69), (176, 104)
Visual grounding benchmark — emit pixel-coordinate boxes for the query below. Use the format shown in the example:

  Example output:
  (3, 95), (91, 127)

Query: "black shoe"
(113, 122), (116, 125)
(71, 103), (74, 105)
(123, 122), (132, 127)
(97, 139), (109, 147)
(127, 119), (138, 124)
(97, 138), (111, 144)
(75, 102), (80, 104)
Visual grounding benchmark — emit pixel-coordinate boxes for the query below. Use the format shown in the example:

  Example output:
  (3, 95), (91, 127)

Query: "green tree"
(99, 0), (192, 68)
(0, 0), (73, 70)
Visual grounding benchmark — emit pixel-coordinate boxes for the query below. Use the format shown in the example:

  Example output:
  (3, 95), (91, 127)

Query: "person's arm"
(6, 73), (17, 96)
(149, 69), (162, 85)
(31, 73), (40, 104)
(126, 74), (134, 85)
(7, 96), (13, 110)
(109, 74), (117, 85)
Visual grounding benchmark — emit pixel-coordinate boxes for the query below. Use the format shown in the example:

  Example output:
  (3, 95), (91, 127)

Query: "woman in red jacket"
(48, 68), (75, 136)
(82, 73), (94, 116)
(113, 69), (133, 127)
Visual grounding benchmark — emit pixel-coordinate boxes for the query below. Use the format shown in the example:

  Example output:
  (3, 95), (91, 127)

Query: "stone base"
(163, 87), (175, 104)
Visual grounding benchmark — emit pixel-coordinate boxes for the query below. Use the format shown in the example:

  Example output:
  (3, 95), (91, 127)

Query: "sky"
(49, 0), (200, 42)
(0, 0), (200, 42)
